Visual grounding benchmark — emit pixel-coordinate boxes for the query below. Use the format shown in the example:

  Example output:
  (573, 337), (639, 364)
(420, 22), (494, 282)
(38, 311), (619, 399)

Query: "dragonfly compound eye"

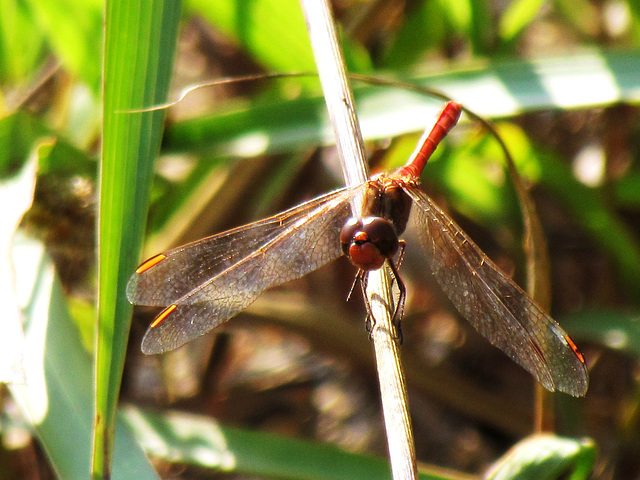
(340, 216), (399, 271)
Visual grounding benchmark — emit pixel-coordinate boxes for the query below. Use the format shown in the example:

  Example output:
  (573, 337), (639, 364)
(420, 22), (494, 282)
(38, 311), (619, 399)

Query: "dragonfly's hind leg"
(387, 259), (406, 344)
(356, 258), (406, 344)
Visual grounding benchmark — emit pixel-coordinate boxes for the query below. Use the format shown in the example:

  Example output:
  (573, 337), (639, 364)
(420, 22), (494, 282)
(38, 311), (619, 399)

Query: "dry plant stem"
(299, 1), (418, 479)
(299, 0), (367, 190)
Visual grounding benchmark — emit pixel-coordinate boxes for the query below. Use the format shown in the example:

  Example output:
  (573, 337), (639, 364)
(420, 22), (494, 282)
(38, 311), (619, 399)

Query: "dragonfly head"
(340, 216), (399, 271)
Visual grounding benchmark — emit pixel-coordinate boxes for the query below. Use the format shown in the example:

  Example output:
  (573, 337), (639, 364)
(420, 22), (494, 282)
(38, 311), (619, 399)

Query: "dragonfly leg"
(357, 271), (376, 337)
(356, 260), (406, 343)
(387, 259), (406, 344)
(346, 271), (360, 304)
(395, 240), (407, 270)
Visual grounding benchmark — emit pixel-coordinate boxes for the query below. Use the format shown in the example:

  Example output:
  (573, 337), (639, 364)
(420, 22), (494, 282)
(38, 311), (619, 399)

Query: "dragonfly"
(127, 102), (588, 397)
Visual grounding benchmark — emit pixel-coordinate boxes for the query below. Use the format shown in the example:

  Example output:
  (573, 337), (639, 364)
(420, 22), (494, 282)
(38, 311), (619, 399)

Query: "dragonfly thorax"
(362, 175), (414, 236)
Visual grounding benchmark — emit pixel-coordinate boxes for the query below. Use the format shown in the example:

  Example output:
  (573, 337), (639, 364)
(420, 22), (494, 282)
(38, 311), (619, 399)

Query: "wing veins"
(404, 186), (586, 393)
(128, 186), (353, 305)
(141, 184), (363, 353)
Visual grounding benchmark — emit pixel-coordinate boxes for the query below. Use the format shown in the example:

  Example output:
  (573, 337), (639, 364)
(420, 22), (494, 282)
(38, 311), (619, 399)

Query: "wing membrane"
(128, 187), (356, 306)
(131, 185), (362, 354)
(404, 186), (588, 396)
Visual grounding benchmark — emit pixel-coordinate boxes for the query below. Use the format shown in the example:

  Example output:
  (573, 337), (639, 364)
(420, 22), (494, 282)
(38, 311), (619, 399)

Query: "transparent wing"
(129, 185), (363, 354)
(127, 187), (358, 306)
(404, 185), (588, 396)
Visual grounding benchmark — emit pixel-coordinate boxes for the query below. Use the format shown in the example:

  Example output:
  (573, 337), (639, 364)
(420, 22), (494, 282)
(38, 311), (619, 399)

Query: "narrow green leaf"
(499, 0), (546, 42)
(381, 2), (446, 69)
(189, 0), (316, 72)
(162, 50), (640, 159)
(10, 234), (158, 479)
(468, 0), (493, 53)
(0, 0), (44, 84)
(122, 406), (462, 480)
(614, 171), (640, 207)
(188, 0), (371, 73)
(24, 0), (103, 92)
(95, 1), (182, 478)
(0, 111), (96, 177)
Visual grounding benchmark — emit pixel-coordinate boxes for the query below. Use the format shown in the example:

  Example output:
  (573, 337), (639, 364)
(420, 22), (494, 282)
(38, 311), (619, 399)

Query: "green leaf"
(0, 0), (45, 84)
(562, 310), (640, 358)
(188, 0), (315, 72)
(162, 50), (640, 160)
(381, 1), (446, 69)
(499, 0), (546, 42)
(122, 406), (462, 480)
(9, 234), (158, 479)
(0, 111), (96, 178)
(614, 170), (640, 208)
(24, 0), (103, 92)
(188, 0), (371, 73)
(95, 0), (182, 478)
(485, 435), (596, 480)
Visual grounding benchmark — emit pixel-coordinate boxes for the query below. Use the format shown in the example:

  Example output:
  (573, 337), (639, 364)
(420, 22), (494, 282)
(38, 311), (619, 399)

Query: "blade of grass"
(499, 0), (546, 42)
(188, 0), (372, 74)
(0, 0), (44, 84)
(95, 1), (182, 478)
(162, 50), (640, 159)
(23, 0), (103, 92)
(561, 310), (640, 358)
(10, 234), (159, 479)
(121, 406), (471, 480)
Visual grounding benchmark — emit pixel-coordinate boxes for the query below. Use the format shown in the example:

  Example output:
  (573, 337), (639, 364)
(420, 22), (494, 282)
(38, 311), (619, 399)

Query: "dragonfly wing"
(403, 186), (588, 396)
(128, 187), (354, 307)
(138, 186), (361, 354)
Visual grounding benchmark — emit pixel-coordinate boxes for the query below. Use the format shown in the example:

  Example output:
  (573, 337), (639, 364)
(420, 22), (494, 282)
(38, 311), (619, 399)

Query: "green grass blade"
(499, 0), (546, 42)
(188, 0), (371, 73)
(162, 50), (640, 159)
(23, 0), (103, 92)
(0, 1), (44, 84)
(95, 1), (182, 478)
(189, 0), (316, 72)
(562, 310), (640, 358)
(122, 406), (463, 480)
(10, 234), (159, 479)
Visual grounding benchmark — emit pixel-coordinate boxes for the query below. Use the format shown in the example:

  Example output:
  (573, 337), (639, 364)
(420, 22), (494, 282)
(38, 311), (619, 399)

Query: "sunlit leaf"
(486, 435), (596, 480)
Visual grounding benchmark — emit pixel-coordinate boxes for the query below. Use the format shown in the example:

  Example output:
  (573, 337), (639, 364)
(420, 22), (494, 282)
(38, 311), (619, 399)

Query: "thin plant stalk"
(299, 1), (418, 478)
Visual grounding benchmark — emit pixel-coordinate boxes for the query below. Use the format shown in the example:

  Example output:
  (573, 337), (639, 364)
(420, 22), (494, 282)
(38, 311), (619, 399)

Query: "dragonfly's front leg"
(355, 270), (375, 337)
(357, 253), (406, 343)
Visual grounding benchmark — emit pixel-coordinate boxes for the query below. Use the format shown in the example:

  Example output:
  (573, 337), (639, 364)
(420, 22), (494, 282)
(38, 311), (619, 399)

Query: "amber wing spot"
(136, 253), (167, 274)
(151, 304), (177, 328)
(565, 335), (586, 363)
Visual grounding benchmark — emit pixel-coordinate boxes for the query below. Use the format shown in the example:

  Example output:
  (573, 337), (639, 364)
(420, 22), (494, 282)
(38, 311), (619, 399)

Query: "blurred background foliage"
(2, 0), (640, 478)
